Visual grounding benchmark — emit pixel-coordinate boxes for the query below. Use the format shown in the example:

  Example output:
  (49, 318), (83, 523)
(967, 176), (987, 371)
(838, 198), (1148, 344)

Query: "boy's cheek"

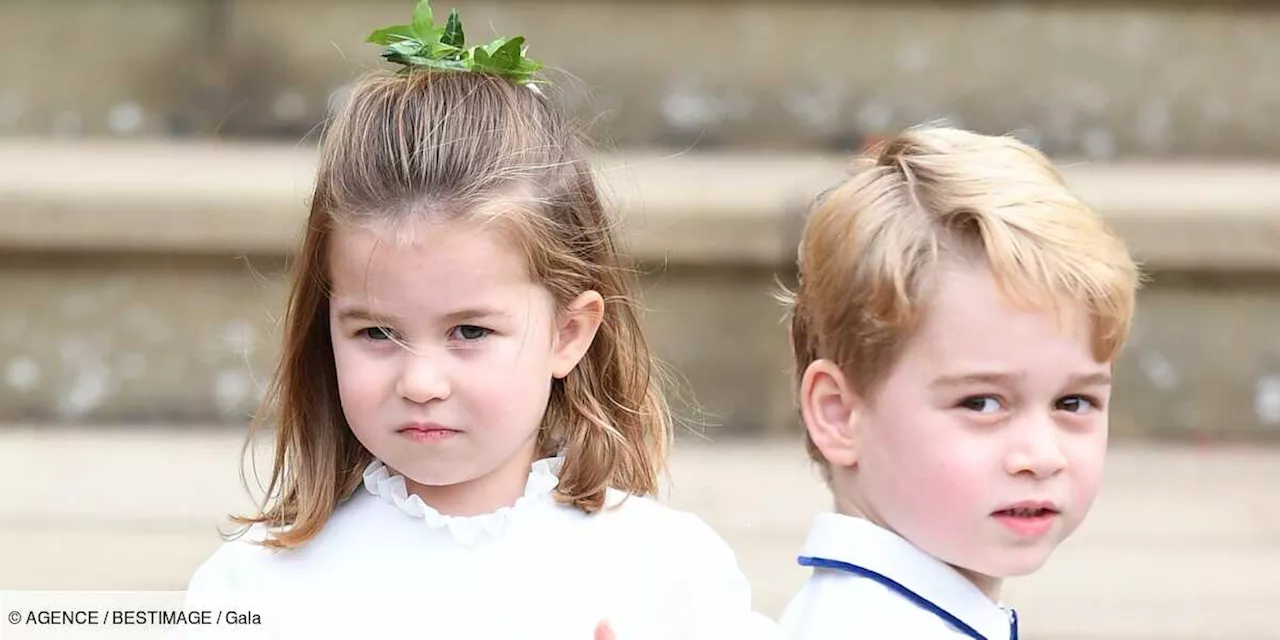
(1069, 428), (1109, 481)
(1061, 435), (1108, 532)
(891, 456), (989, 533)
(1069, 452), (1107, 511)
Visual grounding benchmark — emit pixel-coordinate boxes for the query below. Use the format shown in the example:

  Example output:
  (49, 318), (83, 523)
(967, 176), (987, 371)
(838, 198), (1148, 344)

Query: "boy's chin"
(970, 547), (1056, 580)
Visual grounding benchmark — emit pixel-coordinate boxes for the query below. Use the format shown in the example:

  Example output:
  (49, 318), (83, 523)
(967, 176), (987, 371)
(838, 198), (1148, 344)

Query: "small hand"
(593, 621), (615, 640)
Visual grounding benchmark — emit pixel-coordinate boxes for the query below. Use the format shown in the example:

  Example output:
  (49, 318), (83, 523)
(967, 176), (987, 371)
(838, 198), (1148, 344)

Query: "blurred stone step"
(1, 142), (1279, 438)
(1, 1), (1280, 157)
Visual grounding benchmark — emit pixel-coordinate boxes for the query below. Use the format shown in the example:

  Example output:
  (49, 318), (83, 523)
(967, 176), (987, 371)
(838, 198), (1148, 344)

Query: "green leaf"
(425, 40), (463, 61)
(367, 0), (541, 84)
(441, 9), (465, 48)
(514, 56), (542, 73)
(366, 24), (416, 45)
(381, 51), (412, 66)
(405, 55), (468, 71)
(386, 39), (424, 58)
(480, 37), (509, 57)
(411, 0), (436, 41)
(487, 36), (524, 71)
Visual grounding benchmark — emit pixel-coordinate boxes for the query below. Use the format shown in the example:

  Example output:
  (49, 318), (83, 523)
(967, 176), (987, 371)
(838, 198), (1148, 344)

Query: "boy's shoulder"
(783, 514), (1016, 639)
(781, 569), (944, 639)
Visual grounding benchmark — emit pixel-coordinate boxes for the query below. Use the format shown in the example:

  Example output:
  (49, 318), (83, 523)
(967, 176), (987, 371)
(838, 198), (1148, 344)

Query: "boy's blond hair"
(783, 126), (1141, 468)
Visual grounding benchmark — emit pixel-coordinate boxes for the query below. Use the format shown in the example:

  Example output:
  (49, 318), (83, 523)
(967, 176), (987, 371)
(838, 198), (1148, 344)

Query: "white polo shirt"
(779, 514), (1018, 640)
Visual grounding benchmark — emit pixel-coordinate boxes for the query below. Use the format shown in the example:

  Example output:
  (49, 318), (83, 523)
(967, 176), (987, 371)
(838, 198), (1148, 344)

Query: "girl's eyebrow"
(334, 306), (397, 324)
(441, 307), (512, 324)
(333, 306), (513, 325)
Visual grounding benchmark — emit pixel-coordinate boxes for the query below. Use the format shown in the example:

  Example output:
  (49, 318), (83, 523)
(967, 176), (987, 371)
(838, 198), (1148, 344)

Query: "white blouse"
(186, 457), (779, 640)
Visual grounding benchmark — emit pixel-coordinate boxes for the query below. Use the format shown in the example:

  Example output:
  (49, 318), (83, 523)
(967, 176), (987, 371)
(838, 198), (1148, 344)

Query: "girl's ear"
(799, 359), (863, 467)
(550, 290), (605, 379)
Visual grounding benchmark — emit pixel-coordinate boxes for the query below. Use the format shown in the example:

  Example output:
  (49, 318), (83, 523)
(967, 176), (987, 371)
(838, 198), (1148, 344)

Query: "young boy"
(778, 127), (1141, 639)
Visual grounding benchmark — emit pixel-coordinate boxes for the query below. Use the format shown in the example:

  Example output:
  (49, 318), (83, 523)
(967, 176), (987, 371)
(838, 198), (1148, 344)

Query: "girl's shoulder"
(184, 523), (278, 598)
(597, 487), (708, 524)
(586, 488), (739, 563)
(579, 489), (780, 639)
(185, 491), (407, 592)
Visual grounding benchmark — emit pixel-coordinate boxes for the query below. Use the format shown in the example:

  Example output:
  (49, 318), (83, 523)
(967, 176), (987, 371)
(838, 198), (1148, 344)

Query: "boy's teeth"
(1004, 507), (1048, 517)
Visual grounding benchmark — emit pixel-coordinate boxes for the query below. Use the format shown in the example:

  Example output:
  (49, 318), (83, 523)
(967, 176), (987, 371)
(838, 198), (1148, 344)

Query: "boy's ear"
(799, 359), (862, 467)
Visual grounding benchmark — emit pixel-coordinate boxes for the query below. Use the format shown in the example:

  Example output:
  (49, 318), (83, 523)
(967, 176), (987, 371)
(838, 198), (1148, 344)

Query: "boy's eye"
(960, 396), (1002, 414)
(451, 325), (491, 341)
(360, 327), (394, 341)
(1057, 395), (1095, 413)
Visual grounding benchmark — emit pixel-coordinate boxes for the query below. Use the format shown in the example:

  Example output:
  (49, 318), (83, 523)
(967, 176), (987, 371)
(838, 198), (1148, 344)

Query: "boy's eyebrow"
(928, 372), (1020, 389)
(1066, 372), (1113, 387)
(929, 371), (1112, 389)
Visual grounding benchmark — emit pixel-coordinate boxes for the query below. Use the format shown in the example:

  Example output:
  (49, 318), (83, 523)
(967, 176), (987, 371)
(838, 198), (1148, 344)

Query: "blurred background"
(1, 1), (1278, 638)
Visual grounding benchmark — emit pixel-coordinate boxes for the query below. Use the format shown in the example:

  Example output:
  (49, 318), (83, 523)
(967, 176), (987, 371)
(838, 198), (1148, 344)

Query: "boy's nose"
(1005, 416), (1068, 479)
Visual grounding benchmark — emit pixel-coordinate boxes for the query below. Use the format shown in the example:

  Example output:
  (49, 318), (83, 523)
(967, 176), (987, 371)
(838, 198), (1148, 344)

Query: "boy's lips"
(991, 500), (1061, 537)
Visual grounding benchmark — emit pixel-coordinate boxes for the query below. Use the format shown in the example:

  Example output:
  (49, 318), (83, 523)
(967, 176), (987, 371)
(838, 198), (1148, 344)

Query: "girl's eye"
(1057, 395), (1096, 414)
(960, 396), (1002, 414)
(360, 327), (394, 341)
(451, 325), (491, 341)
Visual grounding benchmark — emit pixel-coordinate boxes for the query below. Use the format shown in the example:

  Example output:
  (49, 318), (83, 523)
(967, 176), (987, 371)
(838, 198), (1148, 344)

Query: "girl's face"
(328, 219), (601, 516)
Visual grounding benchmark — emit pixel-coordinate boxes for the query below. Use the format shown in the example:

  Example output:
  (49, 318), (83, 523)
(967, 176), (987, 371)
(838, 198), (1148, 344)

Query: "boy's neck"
(954, 566), (1002, 602)
(834, 494), (1004, 602)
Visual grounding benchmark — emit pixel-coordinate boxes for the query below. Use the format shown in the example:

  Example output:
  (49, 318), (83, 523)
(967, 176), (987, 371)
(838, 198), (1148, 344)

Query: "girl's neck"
(402, 442), (541, 517)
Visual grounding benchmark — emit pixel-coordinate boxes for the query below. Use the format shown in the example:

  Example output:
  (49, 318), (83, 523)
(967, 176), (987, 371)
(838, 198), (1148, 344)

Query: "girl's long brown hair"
(232, 71), (670, 548)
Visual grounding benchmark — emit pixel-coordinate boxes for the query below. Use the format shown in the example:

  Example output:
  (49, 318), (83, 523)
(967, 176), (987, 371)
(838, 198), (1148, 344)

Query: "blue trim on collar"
(798, 555), (1016, 640)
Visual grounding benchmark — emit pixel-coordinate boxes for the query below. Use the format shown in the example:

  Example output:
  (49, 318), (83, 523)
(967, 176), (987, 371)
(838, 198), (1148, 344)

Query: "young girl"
(185, 3), (774, 639)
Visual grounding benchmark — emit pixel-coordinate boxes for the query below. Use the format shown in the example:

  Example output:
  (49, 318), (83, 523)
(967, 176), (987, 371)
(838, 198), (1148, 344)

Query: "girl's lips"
(397, 423), (460, 442)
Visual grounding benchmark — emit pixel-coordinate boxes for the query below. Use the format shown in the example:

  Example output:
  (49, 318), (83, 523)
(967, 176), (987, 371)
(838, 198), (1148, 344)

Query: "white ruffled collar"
(361, 457), (562, 546)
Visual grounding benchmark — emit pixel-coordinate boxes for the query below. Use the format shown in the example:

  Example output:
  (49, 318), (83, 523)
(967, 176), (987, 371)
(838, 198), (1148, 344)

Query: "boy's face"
(825, 263), (1111, 585)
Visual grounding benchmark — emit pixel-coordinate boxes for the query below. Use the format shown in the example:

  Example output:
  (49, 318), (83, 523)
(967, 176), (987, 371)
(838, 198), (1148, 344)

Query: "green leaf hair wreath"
(366, 0), (543, 86)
